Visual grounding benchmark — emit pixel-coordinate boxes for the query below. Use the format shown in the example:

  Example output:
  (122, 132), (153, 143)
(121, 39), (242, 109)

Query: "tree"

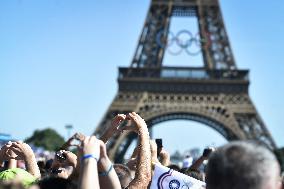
(25, 128), (65, 151)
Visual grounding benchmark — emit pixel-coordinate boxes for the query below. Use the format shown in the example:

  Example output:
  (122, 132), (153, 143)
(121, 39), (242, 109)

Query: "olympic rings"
(156, 29), (211, 56)
(169, 179), (180, 189)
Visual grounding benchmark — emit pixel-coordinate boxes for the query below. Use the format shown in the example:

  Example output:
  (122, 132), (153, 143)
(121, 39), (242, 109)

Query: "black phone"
(155, 138), (163, 149)
(55, 151), (66, 162)
(155, 139), (163, 156)
(203, 147), (213, 158)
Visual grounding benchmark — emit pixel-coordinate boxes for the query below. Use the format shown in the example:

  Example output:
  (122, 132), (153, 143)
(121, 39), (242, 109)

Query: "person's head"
(113, 164), (132, 189)
(48, 166), (73, 179)
(45, 159), (53, 170)
(206, 141), (281, 189)
(167, 164), (180, 172)
(0, 168), (37, 188)
(0, 181), (25, 189)
(37, 161), (47, 176)
(38, 177), (76, 189)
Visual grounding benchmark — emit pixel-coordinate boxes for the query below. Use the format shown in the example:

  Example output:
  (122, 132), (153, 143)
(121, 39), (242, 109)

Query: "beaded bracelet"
(81, 154), (99, 162)
(98, 164), (113, 177)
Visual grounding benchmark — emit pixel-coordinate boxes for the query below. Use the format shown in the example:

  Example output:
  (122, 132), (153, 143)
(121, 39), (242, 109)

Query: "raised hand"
(78, 136), (101, 189)
(126, 112), (151, 188)
(150, 140), (160, 164)
(202, 147), (215, 159)
(54, 150), (78, 168)
(111, 114), (127, 130)
(79, 136), (101, 159)
(159, 148), (171, 166)
(9, 141), (40, 178)
(9, 141), (34, 160)
(121, 112), (148, 133)
(61, 132), (86, 150)
(100, 114), (126, 143)
(97, 140), (110, 172)
(0, 142), (13, 162)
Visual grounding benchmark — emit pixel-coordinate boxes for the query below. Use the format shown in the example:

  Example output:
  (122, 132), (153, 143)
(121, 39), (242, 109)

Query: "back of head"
(206, 141), (280, 189)
(0, 181), (25, 189)
(38, 177), (76, 189)
(0, 168), (37, 188)
(113, 164), (132, 188)
(167, 164), (181, 172)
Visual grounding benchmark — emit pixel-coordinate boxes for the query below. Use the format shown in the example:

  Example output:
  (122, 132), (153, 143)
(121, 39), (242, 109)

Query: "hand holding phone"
(55, 151), (67, 162)
(155, 138), (163, 155)
(202, 147), (215, 159)
(117, 119), (129, 130)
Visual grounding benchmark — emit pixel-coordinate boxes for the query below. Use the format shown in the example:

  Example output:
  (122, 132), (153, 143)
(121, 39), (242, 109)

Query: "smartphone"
(155, 138), (163, 149)
(55, 151), (66, 162)
(117, 119), (129, 130)
(155, 138), (163, 156)
(203, 147), (214, 158)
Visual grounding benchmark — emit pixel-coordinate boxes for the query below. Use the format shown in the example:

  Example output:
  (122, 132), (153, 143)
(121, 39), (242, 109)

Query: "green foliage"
(274, 147), (284, 172)
(25, 128), (65, 151)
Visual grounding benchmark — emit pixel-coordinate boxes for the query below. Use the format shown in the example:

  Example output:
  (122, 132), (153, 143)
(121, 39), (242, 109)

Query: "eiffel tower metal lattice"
(94, 0), (276, 162)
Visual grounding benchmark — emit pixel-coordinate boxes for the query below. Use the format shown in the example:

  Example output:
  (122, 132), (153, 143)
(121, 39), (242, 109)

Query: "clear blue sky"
(0, 0), (283, 154)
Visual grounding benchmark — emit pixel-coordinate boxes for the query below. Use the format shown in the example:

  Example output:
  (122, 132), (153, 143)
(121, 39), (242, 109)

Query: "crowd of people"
(0, 112), (283, 189)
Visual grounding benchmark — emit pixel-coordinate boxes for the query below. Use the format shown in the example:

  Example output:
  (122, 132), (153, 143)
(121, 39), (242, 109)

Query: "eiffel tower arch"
(94, 0), (276, 162)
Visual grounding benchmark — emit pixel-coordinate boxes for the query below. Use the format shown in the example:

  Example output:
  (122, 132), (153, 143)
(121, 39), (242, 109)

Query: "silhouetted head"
(206, 141), (281, 189)
(38, 177), (76, 189)
(114, 164), (132, 188)
(167, 164), (180, 172)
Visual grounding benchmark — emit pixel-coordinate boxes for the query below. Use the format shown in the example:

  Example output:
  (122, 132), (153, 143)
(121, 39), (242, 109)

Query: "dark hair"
(38, 177), (76, 189)
(0, 182), (25, 189)
(45, 159), (53, 170)
(114, 164), (132, 188)
(206, 141), (279, 189)
(167, 164), (181, 172)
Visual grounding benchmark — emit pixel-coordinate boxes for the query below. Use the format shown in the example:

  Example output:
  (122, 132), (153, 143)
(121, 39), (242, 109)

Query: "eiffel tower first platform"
(94, 0), (276, 162)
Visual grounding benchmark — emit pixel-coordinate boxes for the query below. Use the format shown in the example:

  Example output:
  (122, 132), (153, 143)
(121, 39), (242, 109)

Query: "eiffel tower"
(94, 0), (276, 162)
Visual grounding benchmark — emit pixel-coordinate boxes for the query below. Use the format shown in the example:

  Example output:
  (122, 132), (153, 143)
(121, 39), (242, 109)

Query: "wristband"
(81, 154), (99, 162)
(98, 164), (113, 176)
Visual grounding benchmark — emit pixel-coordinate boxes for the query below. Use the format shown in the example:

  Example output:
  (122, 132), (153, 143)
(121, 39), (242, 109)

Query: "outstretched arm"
(10, 142), (41, 179)
(125, 112), (152, 189)
(97, 140), (121, 189)
(150, 140), (160, 165)
(60, 132), (85, 150)
(78, 136), (100, 189)
(159, 148), (171, 167)
(188, 147), (214, 171)
(0, 143), (12, 169)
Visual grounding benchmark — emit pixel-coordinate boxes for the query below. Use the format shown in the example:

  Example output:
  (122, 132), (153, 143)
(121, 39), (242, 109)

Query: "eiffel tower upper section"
(130, 0), (235, 69)
(117, 0), (250, 95)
